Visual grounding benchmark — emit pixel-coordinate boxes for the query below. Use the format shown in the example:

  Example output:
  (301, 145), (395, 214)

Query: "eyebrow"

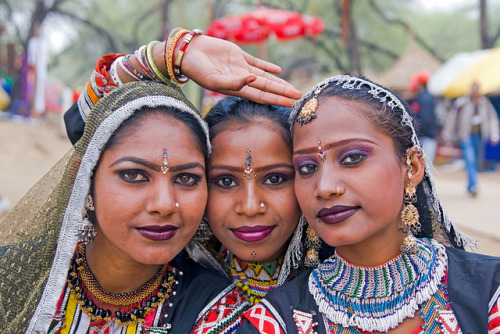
(209, 163), (294, 173)
(293, 138), (377, 155)
(109, 157), (204, 172)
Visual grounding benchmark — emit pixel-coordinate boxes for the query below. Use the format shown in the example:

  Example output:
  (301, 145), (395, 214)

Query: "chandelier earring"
(77, 194), (97, 244)
(304, 225), (321, 267)
(400, 151), (421, 255)
(193, 216), (214, 243)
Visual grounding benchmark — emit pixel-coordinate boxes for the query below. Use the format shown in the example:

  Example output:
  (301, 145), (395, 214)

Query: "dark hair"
(205, 97), (292, 150)
(104, 106), (208, 160)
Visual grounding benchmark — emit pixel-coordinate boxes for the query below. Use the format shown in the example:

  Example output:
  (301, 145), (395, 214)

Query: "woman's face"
(92, 113), (207, 266)
(206, 122), (300, 262)
(292, 97), (408, 259)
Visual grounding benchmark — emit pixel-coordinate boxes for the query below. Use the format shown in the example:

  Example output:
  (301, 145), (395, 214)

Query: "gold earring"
(304, 225), (321, 267)
(400, 151), (421, 255)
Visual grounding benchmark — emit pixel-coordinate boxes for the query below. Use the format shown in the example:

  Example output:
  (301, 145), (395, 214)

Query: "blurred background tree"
(1, 0), (499, 103)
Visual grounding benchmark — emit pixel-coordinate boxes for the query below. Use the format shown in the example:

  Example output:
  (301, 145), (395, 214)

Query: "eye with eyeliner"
(174, 173), (202, 187)
(262, 172), (292, 186)
(295, 160), (318, 176)
(211, 175), (239, 189)
(338, 147), (371, 166)
(118, 169), (149, 183)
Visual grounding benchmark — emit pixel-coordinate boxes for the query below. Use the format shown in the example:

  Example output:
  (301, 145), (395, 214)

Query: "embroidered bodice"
(191, 255), (284, 334)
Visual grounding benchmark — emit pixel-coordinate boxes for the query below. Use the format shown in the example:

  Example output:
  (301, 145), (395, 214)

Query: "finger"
(243, 52), (282, 74)
(253, 69), (294, 87)
(247, 76), (302, 100)
(219, 86), (296, 107)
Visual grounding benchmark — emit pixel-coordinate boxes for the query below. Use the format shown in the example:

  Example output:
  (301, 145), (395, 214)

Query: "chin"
(134, 250), (178, 266)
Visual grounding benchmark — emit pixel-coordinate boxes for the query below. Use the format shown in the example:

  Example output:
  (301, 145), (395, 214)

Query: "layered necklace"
(230, 255), (283, 305)
(308, 238), (448, 332)
(66, 243), (178, 326)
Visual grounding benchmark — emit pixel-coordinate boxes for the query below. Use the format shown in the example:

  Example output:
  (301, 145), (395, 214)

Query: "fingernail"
(246, 75), (256, 84)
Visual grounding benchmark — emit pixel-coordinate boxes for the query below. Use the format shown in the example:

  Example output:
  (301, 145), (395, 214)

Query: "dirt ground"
(0, 112), (498, 256)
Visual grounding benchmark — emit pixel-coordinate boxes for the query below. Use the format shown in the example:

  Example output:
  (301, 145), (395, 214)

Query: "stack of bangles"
(109, 28), (203, 87)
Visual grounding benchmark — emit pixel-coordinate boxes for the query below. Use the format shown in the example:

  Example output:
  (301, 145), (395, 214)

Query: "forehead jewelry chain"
(161, 148), (169, 174)
(317, 140), (326, 161)
(242, 149), (257, 180)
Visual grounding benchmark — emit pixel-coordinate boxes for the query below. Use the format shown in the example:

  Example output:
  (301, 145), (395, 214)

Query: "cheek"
(364, 169), (405, 218)
(294, 178), (315, 216)
(205, 190), (229, 230)
(278, 188), (301, 224)
(181, 188), (208, 221)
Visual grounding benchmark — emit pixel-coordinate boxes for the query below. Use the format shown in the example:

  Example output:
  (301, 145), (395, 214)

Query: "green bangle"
(146, 41), (177, 86)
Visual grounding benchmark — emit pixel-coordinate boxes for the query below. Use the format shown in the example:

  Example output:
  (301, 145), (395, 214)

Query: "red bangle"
(173, 29), (203, 84)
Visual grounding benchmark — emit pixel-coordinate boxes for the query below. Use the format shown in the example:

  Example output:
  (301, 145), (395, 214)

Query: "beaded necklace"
(309, 238), (447, 332)
(230, 255), (283, 304)
(66, 243), (178, 326)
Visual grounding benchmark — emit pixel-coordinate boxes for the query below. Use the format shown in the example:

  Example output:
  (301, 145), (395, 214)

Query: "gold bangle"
(166, 29), (189, 85)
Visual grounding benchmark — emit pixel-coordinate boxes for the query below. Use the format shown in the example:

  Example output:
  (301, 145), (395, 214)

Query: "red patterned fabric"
(489, 294), (500, 334)
(242, 304), (284, 334)
(77, 53), (123, 120)
(191, 286), (250, 334)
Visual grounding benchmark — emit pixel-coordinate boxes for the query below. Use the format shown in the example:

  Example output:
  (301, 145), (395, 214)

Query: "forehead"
(293, 96), (389, 149)
(210, 122), (291, 164)
(104, 114), (204, 161)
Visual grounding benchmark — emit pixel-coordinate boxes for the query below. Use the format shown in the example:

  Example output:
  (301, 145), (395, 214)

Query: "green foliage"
(2, 0), (500, 93)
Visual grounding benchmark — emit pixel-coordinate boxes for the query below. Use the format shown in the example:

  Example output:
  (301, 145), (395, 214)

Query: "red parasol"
(206, 7), (325, 45)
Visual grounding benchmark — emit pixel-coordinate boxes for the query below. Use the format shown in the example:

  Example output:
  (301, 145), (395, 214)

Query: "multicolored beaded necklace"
(66, 243), (177, 326)
(230, 255), (283, 305)
(308, 238), (448, 332)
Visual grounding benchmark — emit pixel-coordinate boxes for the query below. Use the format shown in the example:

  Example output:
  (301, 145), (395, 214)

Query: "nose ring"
(175, 202), (179, 208)
(335, 186), (341, 196)
(260, 203), (265, 208)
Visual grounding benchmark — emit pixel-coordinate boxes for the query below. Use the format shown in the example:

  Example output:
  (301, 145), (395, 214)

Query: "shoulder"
(172, 250), (231, 294)
(166, 251), (232, 333)
(445, 247), (500, 331)
(446, 247), (500, 267)
(446, 247), (500, 294)
(266, 268), (313, 301)
(452, 96), (470, 109)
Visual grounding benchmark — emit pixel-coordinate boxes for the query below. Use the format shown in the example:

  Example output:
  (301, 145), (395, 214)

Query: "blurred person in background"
(408, 70), (438, 168)
(26, 21), (48, 120)
(442, 82), (500, 196)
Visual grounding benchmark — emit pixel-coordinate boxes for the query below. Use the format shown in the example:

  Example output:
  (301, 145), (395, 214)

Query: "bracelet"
(136, 45), (155, 79)
(165, 29), (189, 86)
(173, 29), (203, 84)
(142, 45), (157, 80)
(146, 40), (175, 85)
(119, 55), (147, 81)
(134, 46), (152, 79)
(109, 57), (123, 86)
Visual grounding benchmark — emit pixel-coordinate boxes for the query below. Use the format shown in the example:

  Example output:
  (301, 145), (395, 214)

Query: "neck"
(85, 239), (162, 294)
(334, 230), (406, 267)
